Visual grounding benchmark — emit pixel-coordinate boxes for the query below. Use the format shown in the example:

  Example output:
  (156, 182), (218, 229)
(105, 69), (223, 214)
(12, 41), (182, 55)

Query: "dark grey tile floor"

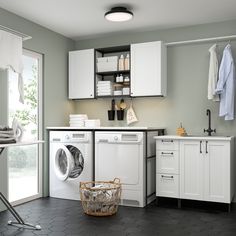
(0, 197), (236, 236)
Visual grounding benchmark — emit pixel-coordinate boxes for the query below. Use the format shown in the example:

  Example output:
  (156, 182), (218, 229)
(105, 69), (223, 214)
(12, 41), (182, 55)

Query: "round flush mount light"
(105, 7), (133, 22)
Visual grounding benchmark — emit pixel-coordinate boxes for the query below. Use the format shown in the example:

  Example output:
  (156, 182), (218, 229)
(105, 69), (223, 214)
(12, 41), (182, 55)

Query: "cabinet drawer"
(156, 139), (179, 151)
(156, 150), (179, 174)
(156, 174), (179, 198)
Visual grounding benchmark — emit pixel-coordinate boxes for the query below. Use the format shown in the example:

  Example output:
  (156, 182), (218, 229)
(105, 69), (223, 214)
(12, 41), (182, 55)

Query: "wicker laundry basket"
(80, 178), (121, 216)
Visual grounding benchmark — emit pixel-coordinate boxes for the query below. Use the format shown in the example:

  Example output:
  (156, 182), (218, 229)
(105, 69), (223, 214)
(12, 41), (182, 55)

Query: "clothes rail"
(0, 24), (32, 41)
(165, 35), (236, 46)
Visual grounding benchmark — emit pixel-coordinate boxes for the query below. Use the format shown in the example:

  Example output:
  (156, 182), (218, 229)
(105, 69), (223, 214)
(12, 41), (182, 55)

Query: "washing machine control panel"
(50, 131), (90, 142)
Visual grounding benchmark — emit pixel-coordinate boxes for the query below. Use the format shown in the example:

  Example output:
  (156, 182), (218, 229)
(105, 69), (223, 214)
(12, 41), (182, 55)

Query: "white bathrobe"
(215, 44), (236, 120)
(208, 44), (220, 101)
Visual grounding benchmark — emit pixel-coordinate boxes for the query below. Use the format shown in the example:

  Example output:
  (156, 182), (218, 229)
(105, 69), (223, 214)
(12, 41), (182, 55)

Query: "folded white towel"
(97, 92), (113, 96)
(0, 134), (15, 138)
(0, 137), (16, 144)
(97, 81), (112, 84)
(0, 130), (14, 135)
(97, 88), (112, 92)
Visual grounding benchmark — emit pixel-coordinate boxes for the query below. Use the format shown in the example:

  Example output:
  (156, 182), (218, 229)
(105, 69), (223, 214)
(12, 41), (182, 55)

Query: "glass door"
(7, 49), (43, 204)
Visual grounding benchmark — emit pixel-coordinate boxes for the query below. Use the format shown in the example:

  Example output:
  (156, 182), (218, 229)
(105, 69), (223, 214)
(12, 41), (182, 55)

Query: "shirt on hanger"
(208, 44), (220, 101)
(215, 44), (236, 120)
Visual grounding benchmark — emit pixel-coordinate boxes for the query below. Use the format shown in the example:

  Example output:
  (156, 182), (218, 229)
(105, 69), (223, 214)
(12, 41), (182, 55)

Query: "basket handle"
(113, 178), (121, 184)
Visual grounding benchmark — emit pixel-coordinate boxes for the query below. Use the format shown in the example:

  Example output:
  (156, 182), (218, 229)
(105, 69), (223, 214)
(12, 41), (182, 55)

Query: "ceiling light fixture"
(105, 7), (133, 22)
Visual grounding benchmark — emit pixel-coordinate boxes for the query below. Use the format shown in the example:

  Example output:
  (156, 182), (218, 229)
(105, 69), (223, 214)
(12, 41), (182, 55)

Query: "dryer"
(49, 131), (93, 200)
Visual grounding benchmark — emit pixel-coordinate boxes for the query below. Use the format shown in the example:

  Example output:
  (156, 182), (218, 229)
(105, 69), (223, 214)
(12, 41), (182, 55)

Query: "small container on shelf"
(97, 56), (118, 72)
(122, 87), (130, 95)
(124, 76), (130, 82)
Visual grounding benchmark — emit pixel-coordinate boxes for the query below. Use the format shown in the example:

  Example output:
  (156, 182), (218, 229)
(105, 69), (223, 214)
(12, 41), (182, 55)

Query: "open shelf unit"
(95, 45), (131, 98)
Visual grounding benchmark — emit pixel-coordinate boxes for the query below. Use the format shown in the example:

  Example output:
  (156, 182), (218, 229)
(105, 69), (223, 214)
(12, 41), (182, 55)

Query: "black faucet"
(204, 109), (216, 136)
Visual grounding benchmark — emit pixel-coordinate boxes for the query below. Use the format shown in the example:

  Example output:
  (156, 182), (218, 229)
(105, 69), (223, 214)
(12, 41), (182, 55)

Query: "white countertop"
(47, 126), (165, 131)
(154, 135), (234, 141)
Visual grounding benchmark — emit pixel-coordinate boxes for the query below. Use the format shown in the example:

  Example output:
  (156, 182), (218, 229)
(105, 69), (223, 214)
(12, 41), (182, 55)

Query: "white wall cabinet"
(69, 41), (167, 99)
(68, 49), (95, 99)
(131, 41), (167, 97)
(155, 136), (234, 205)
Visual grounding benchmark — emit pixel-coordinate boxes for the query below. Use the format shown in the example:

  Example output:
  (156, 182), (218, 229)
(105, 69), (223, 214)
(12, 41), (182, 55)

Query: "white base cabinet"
(155, 136), (234, 205)
(156, 138), (180, 199)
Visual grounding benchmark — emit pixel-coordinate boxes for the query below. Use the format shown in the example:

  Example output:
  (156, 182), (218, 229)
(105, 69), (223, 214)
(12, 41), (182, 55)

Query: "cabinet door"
(130, 41), (167, 97)
(69, 49), (94, 99)
(204, 141), (230, 203)
(180, 141), (204, 200)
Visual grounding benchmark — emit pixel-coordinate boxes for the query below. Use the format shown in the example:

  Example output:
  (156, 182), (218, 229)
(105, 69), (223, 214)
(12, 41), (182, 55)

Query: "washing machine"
(49, 131), (93, 200)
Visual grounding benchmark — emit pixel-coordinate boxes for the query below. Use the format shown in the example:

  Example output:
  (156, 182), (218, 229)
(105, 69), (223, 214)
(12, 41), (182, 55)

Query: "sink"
(186, 135), (230, 138)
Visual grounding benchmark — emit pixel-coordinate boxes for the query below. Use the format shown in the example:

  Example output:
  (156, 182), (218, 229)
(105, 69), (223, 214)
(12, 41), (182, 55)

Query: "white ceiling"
(0, 0), (235, 41)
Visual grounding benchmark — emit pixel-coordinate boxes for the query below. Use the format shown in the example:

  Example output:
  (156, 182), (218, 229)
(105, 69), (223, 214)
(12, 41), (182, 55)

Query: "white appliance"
(49, 131), (93, 200)
(95, 131), (154, 207)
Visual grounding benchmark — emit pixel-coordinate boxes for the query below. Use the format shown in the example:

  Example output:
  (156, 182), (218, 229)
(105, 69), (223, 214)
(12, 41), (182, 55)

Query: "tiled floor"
(0, 198), (236, 236)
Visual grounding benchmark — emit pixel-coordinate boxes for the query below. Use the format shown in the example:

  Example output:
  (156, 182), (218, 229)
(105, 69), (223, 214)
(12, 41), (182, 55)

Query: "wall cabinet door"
(180, 140), (204, 200)
(130, 41), (167, 97)
(204, 141), (230, 203)
(69, 49), (94, 99)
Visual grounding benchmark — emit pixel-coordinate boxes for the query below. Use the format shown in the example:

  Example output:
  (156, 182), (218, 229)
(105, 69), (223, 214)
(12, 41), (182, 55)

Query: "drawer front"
(156, 174), (179, 198)
(156, 139), (179, 151)
(156, 150), (179, 174)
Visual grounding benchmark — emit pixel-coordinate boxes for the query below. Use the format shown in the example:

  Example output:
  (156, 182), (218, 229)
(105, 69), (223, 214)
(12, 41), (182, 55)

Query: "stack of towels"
(69, 114), (88, 127)
(97, 81), (113, 96)
(0, 126), (16, 144)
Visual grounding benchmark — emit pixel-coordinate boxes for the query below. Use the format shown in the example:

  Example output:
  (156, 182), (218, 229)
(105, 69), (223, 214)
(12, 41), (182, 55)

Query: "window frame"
(8, 49), (43, 206)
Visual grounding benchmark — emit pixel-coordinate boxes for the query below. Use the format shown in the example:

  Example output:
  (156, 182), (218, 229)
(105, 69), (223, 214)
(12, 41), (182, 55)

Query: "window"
(7, 49), (43, 204)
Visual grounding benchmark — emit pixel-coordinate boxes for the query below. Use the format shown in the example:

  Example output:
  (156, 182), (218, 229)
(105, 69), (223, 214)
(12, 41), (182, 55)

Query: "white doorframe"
(9, 49), (43, 206)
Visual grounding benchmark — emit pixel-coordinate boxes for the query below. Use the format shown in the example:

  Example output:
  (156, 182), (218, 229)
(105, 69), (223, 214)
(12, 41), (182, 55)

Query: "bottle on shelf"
(124, 54), (130, 70)
(119, 74), (123, 82)
(118, 54), (125, 71)
(116, 74), (120, 82)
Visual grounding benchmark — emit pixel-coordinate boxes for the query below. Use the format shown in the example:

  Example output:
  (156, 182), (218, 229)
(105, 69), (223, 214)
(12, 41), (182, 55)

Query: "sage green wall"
(0, 7), (76, 199)
(75, 20), (236, 201)
(75, 20), (236, 136)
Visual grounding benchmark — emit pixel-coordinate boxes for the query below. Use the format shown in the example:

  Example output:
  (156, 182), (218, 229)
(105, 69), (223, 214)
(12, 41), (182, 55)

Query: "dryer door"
(54, 144), (84, 181)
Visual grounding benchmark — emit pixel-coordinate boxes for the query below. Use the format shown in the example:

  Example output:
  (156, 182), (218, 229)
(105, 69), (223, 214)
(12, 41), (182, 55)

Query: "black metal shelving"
(96, 70), (130, 76)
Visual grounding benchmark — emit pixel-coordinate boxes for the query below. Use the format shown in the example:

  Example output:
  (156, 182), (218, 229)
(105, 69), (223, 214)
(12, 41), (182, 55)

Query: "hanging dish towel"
(0, 30), (24, 103)
(215, 44), (236, 120)
(208, 44), (220, 101)
(126, 102), (138, 125)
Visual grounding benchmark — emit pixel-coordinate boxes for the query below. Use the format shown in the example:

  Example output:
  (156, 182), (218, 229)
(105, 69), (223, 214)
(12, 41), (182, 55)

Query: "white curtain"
(0, 30), (24, 103)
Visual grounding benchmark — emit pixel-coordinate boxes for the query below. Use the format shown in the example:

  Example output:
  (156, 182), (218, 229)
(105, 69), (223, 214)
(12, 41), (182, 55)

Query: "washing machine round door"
(54, 145), (75, 181)
(54, 145), (84, 181)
